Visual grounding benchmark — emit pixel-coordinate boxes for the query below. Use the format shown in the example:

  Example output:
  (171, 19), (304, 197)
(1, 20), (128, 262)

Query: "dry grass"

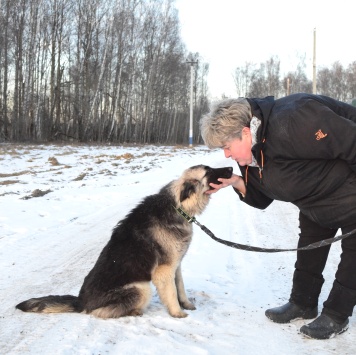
(56, 150), (78, 156)
(0, 170), (31, 178)
(0, 180), (18, 186)
(48, 157), (60, 166)
(114, 153), (134, 160)
(21, 189), (52, 200)
(0, 144), (187, 196)
(73, 173), (86, 181)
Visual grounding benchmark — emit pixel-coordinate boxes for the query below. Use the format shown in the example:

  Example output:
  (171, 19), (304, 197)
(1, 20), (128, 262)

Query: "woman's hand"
(206, 173), (246, 195)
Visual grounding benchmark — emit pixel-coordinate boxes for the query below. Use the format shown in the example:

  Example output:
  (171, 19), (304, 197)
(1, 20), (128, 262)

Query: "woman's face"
(222, 127), (252, 166)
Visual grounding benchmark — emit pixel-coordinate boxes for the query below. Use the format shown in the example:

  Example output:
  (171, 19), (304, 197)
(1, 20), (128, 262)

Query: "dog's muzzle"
(206, 166), (233, 188)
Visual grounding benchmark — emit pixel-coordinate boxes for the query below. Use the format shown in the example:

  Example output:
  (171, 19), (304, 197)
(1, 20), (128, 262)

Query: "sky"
(1, 144), (355, 354)
(176, 0), (356, 98)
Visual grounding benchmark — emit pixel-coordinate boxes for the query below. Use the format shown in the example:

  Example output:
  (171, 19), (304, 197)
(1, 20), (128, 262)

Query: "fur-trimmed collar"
(249, 116), (261, 167)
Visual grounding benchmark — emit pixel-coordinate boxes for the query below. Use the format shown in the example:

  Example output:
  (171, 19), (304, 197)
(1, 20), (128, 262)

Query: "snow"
(0, 143), (355, 355)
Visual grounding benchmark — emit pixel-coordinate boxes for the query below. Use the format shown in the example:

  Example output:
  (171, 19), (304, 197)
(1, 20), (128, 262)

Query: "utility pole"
(287, 77), (290, 96)
(313, 28), (317, 94)
(186, 59), (198, 147)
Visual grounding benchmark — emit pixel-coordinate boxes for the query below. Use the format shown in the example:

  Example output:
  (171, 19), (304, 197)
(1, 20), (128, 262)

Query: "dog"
(16, 165), (233, 319)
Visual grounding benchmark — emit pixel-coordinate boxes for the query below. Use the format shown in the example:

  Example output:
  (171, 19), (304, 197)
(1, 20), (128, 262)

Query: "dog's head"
(174, 165), (233, 215)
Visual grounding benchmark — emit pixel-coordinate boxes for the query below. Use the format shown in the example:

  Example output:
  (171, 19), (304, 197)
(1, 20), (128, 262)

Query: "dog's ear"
(180, 179), (198, 202)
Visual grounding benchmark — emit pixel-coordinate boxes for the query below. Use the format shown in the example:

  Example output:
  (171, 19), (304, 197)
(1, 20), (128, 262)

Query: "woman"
(200, 93), (356, 339)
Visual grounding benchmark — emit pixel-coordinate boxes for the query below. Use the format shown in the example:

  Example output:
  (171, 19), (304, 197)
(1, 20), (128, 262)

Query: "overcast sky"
(176, 0), (356, 98)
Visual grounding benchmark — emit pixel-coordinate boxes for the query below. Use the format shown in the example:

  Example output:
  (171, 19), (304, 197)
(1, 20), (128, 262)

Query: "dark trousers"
(290, 212), (356, 322)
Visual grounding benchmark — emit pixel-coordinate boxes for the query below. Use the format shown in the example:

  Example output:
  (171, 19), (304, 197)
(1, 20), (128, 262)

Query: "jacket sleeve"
(234, 165), (274, 209)
(289, 97), (356, 172)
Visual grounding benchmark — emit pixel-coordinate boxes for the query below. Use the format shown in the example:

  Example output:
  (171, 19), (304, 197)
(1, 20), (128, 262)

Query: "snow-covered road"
(0, 144), (354, 354)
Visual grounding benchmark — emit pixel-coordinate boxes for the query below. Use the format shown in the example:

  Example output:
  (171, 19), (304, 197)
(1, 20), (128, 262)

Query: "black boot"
(266, 270), (323, 323)
(300, 280), (356, 339)
(290, 269), (324, 308)
(323, 280), (356, 321)
(265, 302), (318, 323)
(300, 314), (349, 339)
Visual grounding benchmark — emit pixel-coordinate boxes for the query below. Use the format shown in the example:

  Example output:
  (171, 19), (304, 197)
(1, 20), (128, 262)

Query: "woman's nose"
(223, 148), (230, 158)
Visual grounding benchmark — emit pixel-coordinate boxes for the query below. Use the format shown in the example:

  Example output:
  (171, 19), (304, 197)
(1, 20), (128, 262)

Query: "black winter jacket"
(236, 93), (356, 228)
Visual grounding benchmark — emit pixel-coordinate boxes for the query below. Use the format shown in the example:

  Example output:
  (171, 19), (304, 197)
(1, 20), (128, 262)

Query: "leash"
(173, 206), (356, 253)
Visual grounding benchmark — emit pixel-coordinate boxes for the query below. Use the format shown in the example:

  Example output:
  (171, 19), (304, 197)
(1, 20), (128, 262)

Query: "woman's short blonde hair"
(200, 98), (252, 148)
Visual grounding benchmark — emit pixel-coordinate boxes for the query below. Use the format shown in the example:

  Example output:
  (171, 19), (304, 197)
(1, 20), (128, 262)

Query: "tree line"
(1, 1), (355, 144)
(0, 0), (209, 143)
(233, 56), (356, 104)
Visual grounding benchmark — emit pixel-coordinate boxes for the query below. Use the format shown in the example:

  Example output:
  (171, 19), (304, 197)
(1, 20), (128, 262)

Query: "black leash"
(174, 206), (356, 253)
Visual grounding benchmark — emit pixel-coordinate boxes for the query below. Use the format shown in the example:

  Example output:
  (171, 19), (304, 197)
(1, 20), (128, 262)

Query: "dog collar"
(173, 206), (196, 223)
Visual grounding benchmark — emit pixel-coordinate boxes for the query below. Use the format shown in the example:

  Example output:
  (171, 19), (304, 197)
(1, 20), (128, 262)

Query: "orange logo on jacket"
(315, 129), (328, 140)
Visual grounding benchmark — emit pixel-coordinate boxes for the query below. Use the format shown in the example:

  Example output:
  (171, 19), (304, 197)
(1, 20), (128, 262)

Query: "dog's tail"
(16, 295), (83, 314)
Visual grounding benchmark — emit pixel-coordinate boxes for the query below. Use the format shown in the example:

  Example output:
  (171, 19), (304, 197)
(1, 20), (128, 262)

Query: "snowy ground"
(0, 143), (355, 355)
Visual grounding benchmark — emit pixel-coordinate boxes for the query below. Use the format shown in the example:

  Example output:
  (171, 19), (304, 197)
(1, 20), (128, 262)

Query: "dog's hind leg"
(90, 282), (151, 319)
(152, 264), (187, 318)
(175, 265), (196, 310)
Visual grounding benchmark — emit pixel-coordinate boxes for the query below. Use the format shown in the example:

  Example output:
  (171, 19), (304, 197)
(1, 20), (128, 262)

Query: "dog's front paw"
(180, 300), (196, 310)
(170, 310), (188, 318)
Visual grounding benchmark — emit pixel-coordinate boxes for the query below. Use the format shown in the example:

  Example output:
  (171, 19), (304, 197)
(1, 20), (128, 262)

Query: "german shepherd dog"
(16, 165), (233, 319)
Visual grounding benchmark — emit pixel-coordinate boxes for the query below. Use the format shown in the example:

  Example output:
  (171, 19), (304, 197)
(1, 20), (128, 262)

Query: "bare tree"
(233, 62), (254, 97)
(282, 56), (312, 95)
(0, 0), (12, 140)
(2, 0), (356, 143)
(0, 0), (211, 144)
(346, 61), (356, 100)
(265, 56), (281, 95)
